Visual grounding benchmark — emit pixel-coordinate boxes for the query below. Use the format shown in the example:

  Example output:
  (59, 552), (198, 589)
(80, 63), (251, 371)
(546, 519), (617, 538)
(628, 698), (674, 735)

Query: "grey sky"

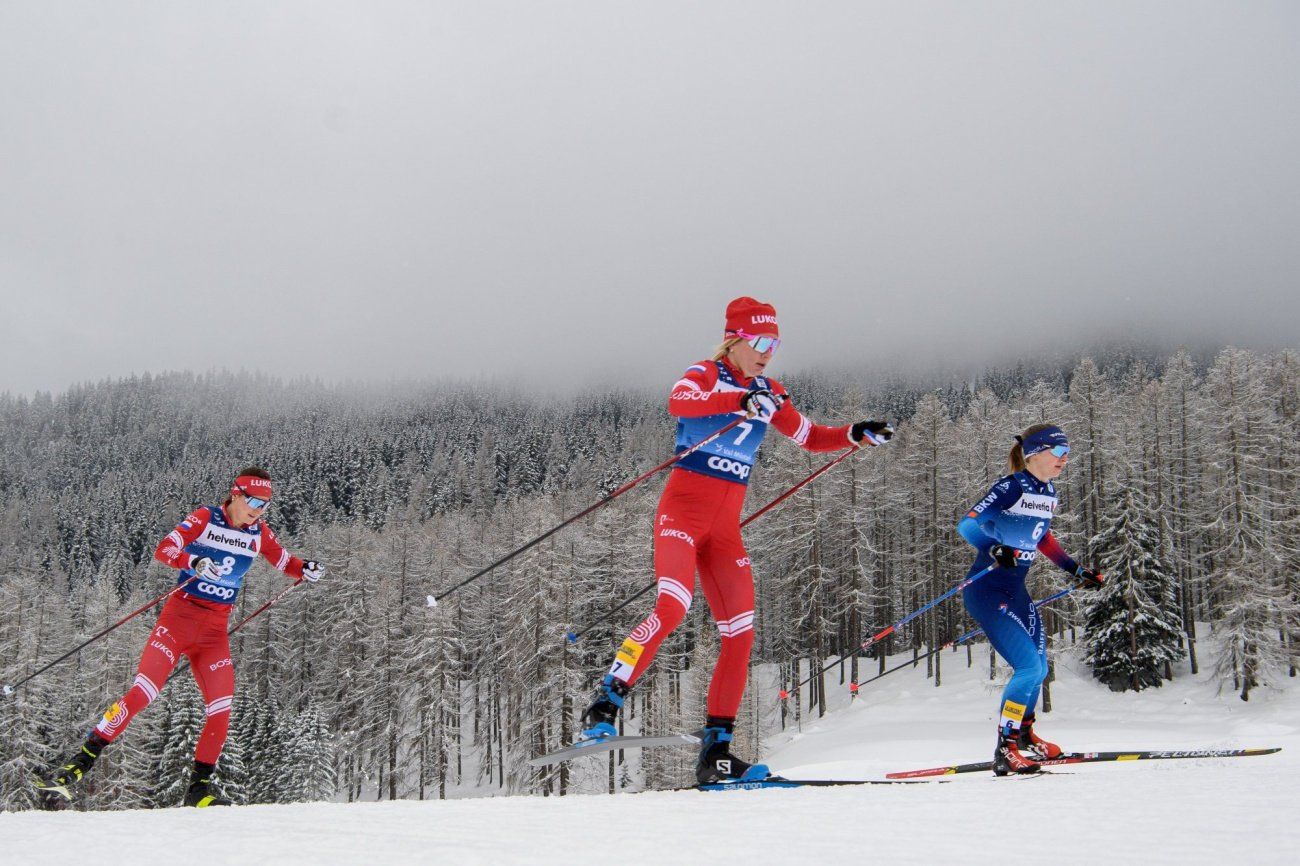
(2, 1), (1297, 397)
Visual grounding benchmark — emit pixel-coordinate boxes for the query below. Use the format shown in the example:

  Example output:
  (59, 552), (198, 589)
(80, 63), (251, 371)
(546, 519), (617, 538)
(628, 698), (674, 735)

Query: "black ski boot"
(34, 732), (109, 807)
(993, 727), (1041, 776)
(695, 718), (771, 785)
(577, 675), (628, 744)
(183, 761), (233, 807)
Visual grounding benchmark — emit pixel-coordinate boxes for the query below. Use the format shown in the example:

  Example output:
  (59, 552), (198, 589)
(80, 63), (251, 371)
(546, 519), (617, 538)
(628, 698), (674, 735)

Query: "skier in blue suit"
(957, 424), (1105, 775)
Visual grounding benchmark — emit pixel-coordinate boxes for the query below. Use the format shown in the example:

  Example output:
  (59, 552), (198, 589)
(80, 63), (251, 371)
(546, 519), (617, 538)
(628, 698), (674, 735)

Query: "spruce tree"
(1083, 484), (1184, 691)
(286, 703), (336, 802)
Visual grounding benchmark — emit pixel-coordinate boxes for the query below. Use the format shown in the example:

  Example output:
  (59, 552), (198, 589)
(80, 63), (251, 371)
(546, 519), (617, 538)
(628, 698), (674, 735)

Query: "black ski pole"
(429, 414), (750, 605)
(2, 575), (200, 697)
(565, 445), (862, 643)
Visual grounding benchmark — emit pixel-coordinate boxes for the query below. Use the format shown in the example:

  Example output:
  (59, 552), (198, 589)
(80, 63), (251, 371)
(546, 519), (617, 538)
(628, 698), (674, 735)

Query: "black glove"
(741, 389), (780, 421)
(988, 544), (1019, 569)
(851, 420), (894, 445)
(300, 561), (325, 582)
(1074, 566), (1105, 590)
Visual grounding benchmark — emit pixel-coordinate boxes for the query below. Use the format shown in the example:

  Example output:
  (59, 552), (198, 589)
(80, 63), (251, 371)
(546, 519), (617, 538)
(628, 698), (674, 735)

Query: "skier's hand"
(299, 561), (325, 583)
(1074, 566), (1105, 590)
(988, 545), (1019, 569)
(741, 389), (780, 422)
(851, 420), (894, 446)
(189, 556), (222, 581)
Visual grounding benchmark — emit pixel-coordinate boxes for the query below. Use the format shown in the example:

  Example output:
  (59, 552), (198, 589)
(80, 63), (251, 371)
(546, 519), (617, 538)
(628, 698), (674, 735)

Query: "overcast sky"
(2, 1), (1297, 397)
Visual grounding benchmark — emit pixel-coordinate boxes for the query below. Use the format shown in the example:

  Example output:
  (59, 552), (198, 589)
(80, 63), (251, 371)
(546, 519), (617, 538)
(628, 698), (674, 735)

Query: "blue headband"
(1017, 426), (1069, 458)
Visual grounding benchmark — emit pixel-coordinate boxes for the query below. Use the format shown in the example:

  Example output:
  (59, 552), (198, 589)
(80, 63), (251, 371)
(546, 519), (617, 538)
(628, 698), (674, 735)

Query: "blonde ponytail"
(713, 337), (742, 362)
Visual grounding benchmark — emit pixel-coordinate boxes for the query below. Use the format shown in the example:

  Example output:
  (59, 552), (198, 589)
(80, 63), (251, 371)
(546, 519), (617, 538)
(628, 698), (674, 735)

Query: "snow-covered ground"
(4, 639), (1295, 865)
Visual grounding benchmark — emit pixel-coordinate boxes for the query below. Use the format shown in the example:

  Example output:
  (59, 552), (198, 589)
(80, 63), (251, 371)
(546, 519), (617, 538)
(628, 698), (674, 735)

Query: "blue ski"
(529, 733), (701, 768)
(693, 777), (934, 791)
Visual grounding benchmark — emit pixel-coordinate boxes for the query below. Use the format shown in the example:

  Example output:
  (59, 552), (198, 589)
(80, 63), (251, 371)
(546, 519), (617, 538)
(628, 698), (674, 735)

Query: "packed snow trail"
(3, 756), (1295, 866)
(4, 640), (1296, 865)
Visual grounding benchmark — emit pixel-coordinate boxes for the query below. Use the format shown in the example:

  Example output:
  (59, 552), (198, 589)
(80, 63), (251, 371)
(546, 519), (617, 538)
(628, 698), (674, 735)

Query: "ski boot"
(993, 726), (1041, 776)
(576, 675), (627, 744)
(33, 732), (109, 807)
(1017, 714), (1062, 760)
(183, 761), (233, 807)
(695, 718), (771, 785)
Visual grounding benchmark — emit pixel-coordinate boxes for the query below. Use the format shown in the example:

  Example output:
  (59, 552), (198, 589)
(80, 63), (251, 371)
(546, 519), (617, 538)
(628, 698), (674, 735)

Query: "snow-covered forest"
(1, 345), (1296, 810)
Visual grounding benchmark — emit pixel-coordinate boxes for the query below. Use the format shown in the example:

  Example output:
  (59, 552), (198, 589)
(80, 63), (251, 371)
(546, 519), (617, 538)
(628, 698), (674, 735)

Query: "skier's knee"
(1007, 666), (1040, 696)
(716, 610), (755, 655)
(131, 673), (161, 708)
(655, 572), (696, 621)
(204, 694), (233, 719)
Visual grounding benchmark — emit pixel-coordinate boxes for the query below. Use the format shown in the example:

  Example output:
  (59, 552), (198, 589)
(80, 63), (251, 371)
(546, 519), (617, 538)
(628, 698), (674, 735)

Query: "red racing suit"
(606, 359), (865, 719)
(93, 505), (304, 764)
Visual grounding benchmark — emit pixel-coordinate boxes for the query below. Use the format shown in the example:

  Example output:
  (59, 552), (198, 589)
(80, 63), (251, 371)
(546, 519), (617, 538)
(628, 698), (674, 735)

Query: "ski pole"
(848, 585), (1079, 693)
(163, 579), (306, 688)
(564, 445), (862, 643)
(225, 579), (304, 637)
(1, 575), (200, 697)
(740, 445), (860, 528)
(429, 414), (750, 605)
(780, 564), (998, 699)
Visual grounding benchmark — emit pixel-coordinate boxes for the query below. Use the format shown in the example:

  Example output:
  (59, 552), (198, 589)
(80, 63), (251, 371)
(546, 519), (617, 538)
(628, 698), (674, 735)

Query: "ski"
(692, 777), (935, 792)
(528, 733), (701, 768)
(887, 746), (1281, 779)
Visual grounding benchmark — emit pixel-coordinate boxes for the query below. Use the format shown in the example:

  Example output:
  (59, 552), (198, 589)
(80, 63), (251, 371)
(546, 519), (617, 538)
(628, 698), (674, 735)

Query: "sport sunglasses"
(732, 330), (781, 354)
(235, 484), (271, 510)
(1048, 445), (1070, 458)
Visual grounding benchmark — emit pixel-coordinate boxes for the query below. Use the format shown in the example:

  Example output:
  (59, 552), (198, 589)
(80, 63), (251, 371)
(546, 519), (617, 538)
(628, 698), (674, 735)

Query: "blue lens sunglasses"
(732, 330), (781, 354)
(236, 484), (270, 510)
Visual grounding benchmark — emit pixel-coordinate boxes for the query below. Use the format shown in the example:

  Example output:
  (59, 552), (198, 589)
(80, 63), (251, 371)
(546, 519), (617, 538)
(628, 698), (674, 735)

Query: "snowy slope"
(765, 639), (1294, 782)
(4, 640), (1296, 866)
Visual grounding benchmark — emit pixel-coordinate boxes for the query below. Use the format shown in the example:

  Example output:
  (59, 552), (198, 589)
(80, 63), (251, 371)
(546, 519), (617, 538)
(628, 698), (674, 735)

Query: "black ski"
(887, 746), (1281, 779)
(31, 776), (75, 810)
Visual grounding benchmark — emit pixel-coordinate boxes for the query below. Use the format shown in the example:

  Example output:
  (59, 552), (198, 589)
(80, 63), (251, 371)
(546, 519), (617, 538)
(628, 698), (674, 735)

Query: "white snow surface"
(4, 641), (1296, 865)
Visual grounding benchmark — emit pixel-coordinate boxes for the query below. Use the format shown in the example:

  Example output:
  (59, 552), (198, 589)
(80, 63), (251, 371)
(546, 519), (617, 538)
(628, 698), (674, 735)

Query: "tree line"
(0, 345), (1295, 809)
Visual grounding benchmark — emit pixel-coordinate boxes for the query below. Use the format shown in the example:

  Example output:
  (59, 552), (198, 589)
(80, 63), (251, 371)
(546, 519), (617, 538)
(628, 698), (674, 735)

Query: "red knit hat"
(724, 297), (779, 337)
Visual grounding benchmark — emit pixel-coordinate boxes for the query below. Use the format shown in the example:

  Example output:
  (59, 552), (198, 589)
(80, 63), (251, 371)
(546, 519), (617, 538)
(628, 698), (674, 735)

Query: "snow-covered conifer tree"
(1083, 484), (1185, 690)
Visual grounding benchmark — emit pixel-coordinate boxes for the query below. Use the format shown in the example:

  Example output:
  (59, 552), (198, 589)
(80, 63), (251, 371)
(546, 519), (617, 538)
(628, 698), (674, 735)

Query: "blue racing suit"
(957, 472), (1079, 734)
